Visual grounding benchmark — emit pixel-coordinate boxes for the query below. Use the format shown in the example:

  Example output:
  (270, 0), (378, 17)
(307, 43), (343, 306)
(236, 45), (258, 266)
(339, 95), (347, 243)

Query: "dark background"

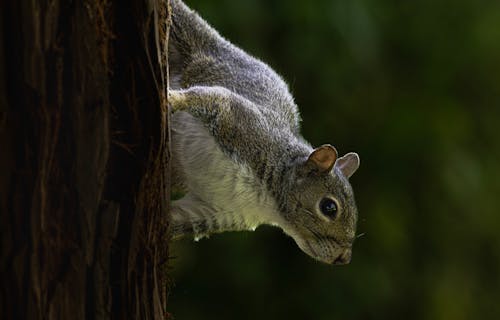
(168, 0), (500, 319)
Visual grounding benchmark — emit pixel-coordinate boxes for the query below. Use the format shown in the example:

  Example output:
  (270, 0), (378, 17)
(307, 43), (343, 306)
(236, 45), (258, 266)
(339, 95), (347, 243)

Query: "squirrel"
(168, 0), (360, 265)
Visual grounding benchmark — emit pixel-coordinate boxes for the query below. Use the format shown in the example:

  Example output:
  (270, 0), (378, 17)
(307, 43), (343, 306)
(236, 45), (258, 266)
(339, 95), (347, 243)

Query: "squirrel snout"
(332, 248), (352, 265)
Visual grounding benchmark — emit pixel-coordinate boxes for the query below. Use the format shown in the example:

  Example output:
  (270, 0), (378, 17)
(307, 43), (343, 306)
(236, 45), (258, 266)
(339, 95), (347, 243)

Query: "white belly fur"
(171, 111), (283, 231)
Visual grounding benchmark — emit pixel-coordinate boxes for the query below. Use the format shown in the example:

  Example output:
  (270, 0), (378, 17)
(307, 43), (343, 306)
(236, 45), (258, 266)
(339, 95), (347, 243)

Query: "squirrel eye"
(319, 198), (338, 219)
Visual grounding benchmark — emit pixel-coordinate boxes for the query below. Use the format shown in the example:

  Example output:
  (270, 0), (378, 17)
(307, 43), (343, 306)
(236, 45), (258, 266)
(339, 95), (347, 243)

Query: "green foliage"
(169, 0), (500, 319)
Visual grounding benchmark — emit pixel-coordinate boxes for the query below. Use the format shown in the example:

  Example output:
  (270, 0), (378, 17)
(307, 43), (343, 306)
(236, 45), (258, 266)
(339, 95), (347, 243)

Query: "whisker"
(356, 232), (366, 239)
(301, 208), (316, 218)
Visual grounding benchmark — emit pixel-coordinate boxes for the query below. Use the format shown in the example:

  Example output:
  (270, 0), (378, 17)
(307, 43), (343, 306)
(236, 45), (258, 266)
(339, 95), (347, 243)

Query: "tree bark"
(0, 0), (171, 319)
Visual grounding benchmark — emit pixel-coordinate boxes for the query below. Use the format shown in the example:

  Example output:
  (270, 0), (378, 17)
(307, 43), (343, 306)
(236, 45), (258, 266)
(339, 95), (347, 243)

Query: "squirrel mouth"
(332, 248), (352, 265)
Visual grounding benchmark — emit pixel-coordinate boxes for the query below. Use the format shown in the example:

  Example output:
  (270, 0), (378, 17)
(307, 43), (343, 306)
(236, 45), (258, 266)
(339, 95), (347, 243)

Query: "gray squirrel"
(168, 0), (360, 265)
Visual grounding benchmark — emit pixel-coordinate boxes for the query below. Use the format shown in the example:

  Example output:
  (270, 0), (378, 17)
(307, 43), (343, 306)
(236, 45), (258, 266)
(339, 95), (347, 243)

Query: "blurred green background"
(168, 0), (500, 319)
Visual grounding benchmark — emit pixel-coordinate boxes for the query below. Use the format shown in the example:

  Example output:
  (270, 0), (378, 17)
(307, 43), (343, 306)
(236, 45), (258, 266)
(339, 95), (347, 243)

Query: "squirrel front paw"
(168, 89), (187, 111)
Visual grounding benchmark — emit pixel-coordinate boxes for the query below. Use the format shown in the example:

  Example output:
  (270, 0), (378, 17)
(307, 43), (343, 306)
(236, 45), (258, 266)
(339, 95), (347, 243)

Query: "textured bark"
(0, 0), (171, 319)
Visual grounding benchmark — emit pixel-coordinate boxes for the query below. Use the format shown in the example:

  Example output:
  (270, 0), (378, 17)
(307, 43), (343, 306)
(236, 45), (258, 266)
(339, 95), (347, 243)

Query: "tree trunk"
(0, 0), (171, 319)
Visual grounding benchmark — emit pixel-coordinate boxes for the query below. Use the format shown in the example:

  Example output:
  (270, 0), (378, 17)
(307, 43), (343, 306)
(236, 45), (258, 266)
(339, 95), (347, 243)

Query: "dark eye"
(319, 198), (338, 218)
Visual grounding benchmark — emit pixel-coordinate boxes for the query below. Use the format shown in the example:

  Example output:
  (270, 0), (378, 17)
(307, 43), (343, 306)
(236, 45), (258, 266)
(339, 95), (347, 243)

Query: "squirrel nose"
(332, 248), (352, 265)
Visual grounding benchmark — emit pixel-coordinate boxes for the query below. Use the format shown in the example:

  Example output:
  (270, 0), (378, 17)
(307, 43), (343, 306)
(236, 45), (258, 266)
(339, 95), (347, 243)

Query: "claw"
(168, 90), (186, 111)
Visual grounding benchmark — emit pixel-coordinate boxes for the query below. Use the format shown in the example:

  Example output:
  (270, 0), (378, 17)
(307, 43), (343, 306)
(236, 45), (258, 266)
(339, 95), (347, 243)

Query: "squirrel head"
(280, 144), (360, 265)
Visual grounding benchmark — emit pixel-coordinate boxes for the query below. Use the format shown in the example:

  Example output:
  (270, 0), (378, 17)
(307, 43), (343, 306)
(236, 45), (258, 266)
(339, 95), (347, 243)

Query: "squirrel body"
(169, 0), (360, 264)
(171, 110), (282, 237)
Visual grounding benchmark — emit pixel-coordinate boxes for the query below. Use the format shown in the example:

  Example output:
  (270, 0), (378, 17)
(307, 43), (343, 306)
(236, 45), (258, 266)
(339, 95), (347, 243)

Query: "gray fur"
(169, 0), (360, 265)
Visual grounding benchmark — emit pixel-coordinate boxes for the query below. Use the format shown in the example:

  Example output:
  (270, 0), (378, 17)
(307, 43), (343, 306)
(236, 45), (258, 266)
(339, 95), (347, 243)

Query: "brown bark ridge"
(0, 0), (172, 319)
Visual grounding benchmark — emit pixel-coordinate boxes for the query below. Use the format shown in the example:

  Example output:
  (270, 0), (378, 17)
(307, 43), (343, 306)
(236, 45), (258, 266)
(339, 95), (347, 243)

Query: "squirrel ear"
(306, 145), (338, 174)
(336, 152), (360, 178)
